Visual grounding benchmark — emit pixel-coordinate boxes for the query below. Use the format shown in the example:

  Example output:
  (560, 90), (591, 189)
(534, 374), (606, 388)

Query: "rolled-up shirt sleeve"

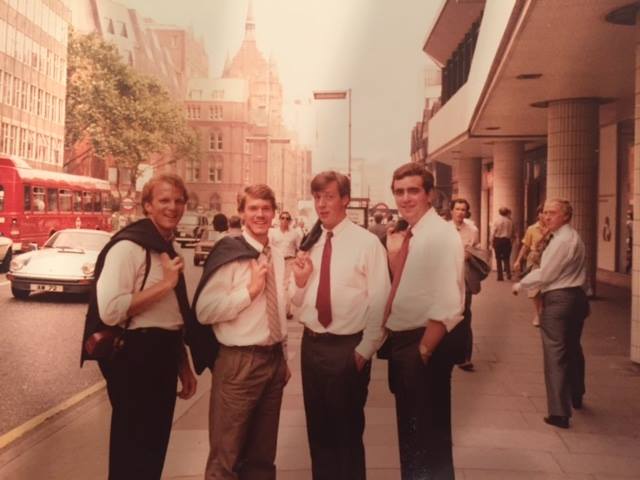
(195, 261), (252, 325)
(96, 241), (143, 326)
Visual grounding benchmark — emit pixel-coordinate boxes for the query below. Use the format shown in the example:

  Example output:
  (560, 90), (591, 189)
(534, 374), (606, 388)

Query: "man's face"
(392, 175), (430, 226)
(242, 195), (275, 240)
(313, 181), (348, 230)
(452, 202), (468, 224)
(279, 213), (291, 230)
(543, 201), (569, 232)
(144, 181), (186, 237)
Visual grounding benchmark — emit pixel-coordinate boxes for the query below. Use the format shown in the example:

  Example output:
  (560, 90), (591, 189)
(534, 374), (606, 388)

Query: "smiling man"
(194, 184), (289, 480)
(385, 162), (464, 480)
(292, 171), (390, 480)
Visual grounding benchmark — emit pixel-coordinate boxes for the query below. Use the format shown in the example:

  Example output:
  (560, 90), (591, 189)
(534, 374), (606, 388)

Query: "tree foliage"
(65, 31), (199, 195)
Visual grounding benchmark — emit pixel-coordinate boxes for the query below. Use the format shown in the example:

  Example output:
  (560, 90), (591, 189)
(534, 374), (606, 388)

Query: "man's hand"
(177, 359), (197, 400)
(247, 259), (268, 300)
(512, 261), (522, 273)
(418, 343), (432, 366)
(354, 351), (368, 372)
(160, 252), (183, 289)
(292, 251), (313, 288)
(512, 282), (521, 296)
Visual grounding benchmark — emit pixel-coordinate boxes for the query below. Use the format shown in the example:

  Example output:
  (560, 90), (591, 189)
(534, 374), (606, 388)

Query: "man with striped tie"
(292, 171), (390, 480)
(386, 163), (465, 480)
(194, 184), (289, 480)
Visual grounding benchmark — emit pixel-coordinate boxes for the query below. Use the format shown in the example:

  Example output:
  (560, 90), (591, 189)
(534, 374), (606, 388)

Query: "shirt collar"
(411, 207), (436, 235)
(321, 215), (350, 237)
(243, 231), (267, 253)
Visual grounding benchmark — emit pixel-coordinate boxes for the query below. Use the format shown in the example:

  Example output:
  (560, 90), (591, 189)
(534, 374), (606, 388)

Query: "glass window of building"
(105, 17), (115, 35)
(0, 19), (6, 53)
(209, 158), (223, 183)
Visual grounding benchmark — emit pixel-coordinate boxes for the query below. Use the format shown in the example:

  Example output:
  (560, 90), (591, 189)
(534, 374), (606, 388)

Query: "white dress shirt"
(519, 223), (587, 293)
(195, 232), (288, 347)
(491, 214), (513, 239)
(97, 240), (183, 330)
(269, 227), (301, 258)
(453, 219), (479, 248)
(291, 217), (390, 359)
(386, 208), (465, 333)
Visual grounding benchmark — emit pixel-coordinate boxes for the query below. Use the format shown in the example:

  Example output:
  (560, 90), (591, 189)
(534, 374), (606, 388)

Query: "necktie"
(262, 245), (282, 344)
(383, 228), (413, 325)
(316, 231), (333, 327)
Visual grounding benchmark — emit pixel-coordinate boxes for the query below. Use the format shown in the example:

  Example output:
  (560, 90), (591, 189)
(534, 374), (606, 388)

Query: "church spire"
(244, 0), (256, 41)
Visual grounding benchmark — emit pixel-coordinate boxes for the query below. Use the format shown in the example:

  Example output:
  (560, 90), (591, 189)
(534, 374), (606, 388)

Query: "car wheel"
(11, 286), (30, 300)
(0, 248), (11, 273)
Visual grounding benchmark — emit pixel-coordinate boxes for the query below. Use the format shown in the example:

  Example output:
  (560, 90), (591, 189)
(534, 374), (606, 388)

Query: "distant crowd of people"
(82, 164), (590, 480)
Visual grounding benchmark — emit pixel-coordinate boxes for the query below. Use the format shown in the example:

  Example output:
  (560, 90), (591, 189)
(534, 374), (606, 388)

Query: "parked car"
(175, 212), (208, 248)
(7, 229), (111, 299)
(0, 233), (12, 273)
(193, 227), (226, 266)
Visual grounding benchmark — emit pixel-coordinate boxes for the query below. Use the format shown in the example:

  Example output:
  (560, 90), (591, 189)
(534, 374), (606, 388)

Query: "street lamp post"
(313, 89), (352, 178)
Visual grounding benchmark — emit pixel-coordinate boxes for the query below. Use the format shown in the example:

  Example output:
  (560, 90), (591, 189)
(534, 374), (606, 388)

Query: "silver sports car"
(8, 229), (111, 299)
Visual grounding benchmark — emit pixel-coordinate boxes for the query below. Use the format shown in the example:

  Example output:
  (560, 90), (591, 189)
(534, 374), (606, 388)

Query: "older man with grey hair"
(513, 198), (589, 429)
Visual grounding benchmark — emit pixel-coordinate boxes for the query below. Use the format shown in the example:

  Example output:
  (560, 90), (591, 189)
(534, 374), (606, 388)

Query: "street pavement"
(0, 276), (639, 479)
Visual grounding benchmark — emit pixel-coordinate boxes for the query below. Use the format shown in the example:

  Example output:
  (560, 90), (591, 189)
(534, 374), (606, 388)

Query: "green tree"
(65, 31), (199, 197)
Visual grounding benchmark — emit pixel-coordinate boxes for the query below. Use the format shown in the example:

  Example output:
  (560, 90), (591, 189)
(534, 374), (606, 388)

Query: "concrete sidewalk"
(1, 278), (640, 479)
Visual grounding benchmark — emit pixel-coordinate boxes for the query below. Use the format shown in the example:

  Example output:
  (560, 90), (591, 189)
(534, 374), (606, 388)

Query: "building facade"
(0, 0), (70, 172)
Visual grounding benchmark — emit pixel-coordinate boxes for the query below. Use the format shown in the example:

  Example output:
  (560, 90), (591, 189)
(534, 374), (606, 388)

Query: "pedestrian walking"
(513, 199), (589, 429)
(292, 171), (390, 480)
(491, 206), (514, 281)
(194, 184), (290, 479)
(385, 162), (465, 479)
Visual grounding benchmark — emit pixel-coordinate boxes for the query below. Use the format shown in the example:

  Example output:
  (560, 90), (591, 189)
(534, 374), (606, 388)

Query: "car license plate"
(30, 284), (64, 292)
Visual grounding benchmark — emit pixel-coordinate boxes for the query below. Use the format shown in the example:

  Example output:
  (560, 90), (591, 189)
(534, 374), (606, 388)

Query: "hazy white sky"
(79, 0), (442, 201)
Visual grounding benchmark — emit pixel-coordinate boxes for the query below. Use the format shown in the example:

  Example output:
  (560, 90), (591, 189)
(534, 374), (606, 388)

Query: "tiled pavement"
(1, 278), (639, 479)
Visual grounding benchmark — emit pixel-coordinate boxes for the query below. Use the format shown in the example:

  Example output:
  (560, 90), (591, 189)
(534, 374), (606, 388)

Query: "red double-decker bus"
(0, 156), (112, 251)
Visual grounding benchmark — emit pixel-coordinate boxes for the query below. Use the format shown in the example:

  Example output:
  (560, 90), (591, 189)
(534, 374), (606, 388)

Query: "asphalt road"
(0, 247), (202, 436)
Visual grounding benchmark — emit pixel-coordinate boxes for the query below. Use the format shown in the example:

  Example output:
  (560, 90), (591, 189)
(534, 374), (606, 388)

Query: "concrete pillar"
(493, 141), (525, 244)
(546, 99), (599, 295)
(480, 163), (489, 249)
(456, 157), (482, 231)
(631, 18), (640, 363)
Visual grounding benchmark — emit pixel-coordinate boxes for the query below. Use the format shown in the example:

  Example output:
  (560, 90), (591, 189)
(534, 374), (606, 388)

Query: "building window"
(209, 132), (223, 151)
(4, 72), (12, 105)
(105, 17), (115, 35)
(185, 159), (201, 182)
(117, 21), (128, 38)
(209, 157), (223, 183)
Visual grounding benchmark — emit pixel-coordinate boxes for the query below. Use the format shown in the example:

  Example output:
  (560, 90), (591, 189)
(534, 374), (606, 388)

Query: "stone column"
(493, 141), (525, 245)
(456, 157), (482, 231)
(546, 99), (599, 295)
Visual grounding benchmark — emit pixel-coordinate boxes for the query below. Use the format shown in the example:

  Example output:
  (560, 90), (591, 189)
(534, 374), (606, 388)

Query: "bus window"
(23, 185), (31, 211)
(47, 188), (58, 211)
(59, 189), (72, 211)
(102, 192), (112, 212)
(73, 191), (82, 212)
(33, 187), (45, 212)
(82, 192), (93, 211)
(94, 192), (101, 212)
(0, 185), (4, 211)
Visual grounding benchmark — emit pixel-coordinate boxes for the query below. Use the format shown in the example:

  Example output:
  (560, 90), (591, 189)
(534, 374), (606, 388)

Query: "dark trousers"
(301, 330), (371, 480)
(389, 328), (455, 480)
(541, 287), (589, 417)
(460, 291), (473, 363)
(206, 344), (287, 480)
(99, 328), (181, 480)
(493, 237), (512, 280)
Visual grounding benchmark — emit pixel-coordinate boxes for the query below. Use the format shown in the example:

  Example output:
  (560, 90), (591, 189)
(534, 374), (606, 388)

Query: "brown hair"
(141, 173), (187, 216)
(391, 162), (434, 193)
(310, 171), (350, 198)
(238, 184), (277, 212)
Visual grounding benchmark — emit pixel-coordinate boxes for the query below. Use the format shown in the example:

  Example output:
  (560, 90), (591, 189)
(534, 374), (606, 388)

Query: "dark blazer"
(465, 246), (491, 294)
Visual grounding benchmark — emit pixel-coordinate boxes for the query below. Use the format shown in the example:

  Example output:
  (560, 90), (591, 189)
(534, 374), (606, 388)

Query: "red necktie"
(383, 228), (413, 325)
(316, 231), (333, 327)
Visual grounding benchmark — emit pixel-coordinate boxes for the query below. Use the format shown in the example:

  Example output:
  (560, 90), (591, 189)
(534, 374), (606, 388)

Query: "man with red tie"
(386, 163), (465, 480)
(292, 171), (390, 480)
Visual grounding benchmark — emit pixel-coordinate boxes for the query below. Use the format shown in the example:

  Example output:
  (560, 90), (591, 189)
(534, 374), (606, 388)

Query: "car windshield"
(45, 231), (110, 251)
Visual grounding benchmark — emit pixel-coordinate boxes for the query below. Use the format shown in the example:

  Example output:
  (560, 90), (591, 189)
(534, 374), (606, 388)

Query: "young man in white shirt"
(194, 184), (289, 479)
(292, 171), (390, 480)
(513, 199), (589, 429)
(385, 162), (465, 480)
(269, 210), (302, 319)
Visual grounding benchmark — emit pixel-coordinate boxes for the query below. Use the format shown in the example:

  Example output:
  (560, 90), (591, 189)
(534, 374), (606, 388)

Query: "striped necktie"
(262, 245), (282, 344)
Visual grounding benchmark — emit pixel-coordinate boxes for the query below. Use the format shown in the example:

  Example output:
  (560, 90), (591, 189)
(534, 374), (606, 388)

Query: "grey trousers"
(540, 287), (589, 417)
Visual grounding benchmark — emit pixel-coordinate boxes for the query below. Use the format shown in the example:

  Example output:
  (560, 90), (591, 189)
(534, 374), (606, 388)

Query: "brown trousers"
(205, 345), (287, 480)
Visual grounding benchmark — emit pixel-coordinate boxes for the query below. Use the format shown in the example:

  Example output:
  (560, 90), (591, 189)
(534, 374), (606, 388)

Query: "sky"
(72, 0), (442, 203)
